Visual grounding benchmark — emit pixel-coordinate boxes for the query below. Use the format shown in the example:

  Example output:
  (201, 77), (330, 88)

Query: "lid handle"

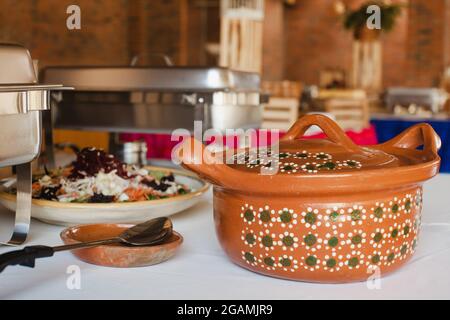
(380, 123), (441, 157)
(281, 114), (361, 152)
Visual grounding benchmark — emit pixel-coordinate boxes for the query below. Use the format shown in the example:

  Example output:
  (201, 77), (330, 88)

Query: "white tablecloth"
(1, 175), (450, 300)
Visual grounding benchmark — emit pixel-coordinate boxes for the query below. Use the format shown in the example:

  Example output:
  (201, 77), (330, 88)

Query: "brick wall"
(406, 0), (448, 87)
(262, 0), (285, 80)
(283, 0), (408, 87)
(0, 0), (448, 88)
(0, 0), (130, 68)
(0, 0), (184, 69)
(446, 0), (450, 69)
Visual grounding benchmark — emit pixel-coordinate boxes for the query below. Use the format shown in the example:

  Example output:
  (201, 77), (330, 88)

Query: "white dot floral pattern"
(258, 253), (277, 271)
(238, 189), (423, 276)
(240, 204), (256, 225)
(230, 149), (364, 174)
(313, 152), (332, 160)
(278, 232), (299, 251)
(370, 202), (386, 223)
(279, 162), (299, 174)
(257, 206), (276, 226)
(292, 151), (311, 159)
(277, 255), (299, 272)
(300, 162), (319, 173)
(277, 208), (298, 229)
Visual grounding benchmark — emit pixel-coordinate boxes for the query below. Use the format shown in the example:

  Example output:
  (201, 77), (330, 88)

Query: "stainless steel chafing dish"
(0, 44), (69, 245)
(385, 87), (449, 115)
(42, 66), (267, 163)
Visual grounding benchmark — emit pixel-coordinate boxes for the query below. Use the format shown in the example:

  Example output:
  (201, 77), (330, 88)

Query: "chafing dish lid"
(0, 43), (71, 115)
(0, 43), (37, 84)
(41, 66), (261, 92)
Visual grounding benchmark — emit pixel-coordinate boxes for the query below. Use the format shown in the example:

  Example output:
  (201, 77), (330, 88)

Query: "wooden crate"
(219, 0), (264, 73)
(319, 89), (369, 131)
(262, 97), (299, 130)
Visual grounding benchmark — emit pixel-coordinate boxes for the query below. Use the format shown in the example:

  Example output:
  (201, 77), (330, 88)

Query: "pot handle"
(281, 114), (361, 152)
(175, 137), (236, 186)
(379, 123), (441, 157)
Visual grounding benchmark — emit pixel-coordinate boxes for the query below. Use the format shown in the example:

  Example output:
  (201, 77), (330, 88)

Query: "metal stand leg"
(1, 162), (32, 246)
(42, 111), (55, 169)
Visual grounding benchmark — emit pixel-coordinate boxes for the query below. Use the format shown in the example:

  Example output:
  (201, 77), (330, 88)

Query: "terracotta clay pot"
(179, 114), (441, 283)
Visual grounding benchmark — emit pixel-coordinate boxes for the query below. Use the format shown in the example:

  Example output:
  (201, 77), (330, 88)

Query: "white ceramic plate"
(0, 166), (209, 226)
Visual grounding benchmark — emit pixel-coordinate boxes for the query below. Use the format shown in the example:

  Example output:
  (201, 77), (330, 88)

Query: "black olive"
(142, 178), (170, 192)
(161, 174), (175, 183)
(142, 179), (159, 189)
(156, 183), (170, 192)
(88, 193), (115, 203)
(36, 185), (61, 201)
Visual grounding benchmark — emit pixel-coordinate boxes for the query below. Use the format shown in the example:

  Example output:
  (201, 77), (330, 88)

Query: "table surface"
(1, 175), (450, 300)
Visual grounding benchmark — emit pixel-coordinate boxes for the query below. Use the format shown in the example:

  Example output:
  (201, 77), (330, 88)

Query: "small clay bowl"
(60, 223), (183, 268)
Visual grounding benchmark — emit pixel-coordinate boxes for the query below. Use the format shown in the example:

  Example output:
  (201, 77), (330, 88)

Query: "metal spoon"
(0, 217), (173, 273)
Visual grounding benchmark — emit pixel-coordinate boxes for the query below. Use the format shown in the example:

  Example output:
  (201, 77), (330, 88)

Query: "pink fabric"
(120, 125), (378, 160)
(301, 125), (378, 145)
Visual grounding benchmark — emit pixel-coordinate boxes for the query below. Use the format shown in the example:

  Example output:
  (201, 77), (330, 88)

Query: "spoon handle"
(53, 237), (121, 252)
(0, 238), (121, 274)
(0, 245), (55, 273)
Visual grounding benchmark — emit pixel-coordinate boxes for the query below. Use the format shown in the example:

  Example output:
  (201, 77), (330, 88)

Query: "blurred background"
(1, 0), (449, 169)
(1, 0), (446, 86)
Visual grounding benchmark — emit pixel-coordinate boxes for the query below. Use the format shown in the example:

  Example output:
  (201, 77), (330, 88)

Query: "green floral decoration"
(343, 1), (403, 39)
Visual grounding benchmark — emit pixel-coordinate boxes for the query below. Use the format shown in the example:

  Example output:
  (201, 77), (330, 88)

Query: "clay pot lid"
(179, 114), (440, 195)
(225, 114), (440, 176)
(228, 139), (399, 175)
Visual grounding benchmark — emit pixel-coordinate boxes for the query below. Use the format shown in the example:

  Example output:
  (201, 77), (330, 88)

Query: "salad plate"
(0, 148), (209, 226)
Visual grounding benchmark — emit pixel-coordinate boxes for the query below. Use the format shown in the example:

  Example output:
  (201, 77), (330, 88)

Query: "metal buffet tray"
(42, 66), (262, 92)
(42, 66), (267, 134)
(0, 44), (70, 246)
(385, 87), (449, 115)
(0, 84), (65, 117)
